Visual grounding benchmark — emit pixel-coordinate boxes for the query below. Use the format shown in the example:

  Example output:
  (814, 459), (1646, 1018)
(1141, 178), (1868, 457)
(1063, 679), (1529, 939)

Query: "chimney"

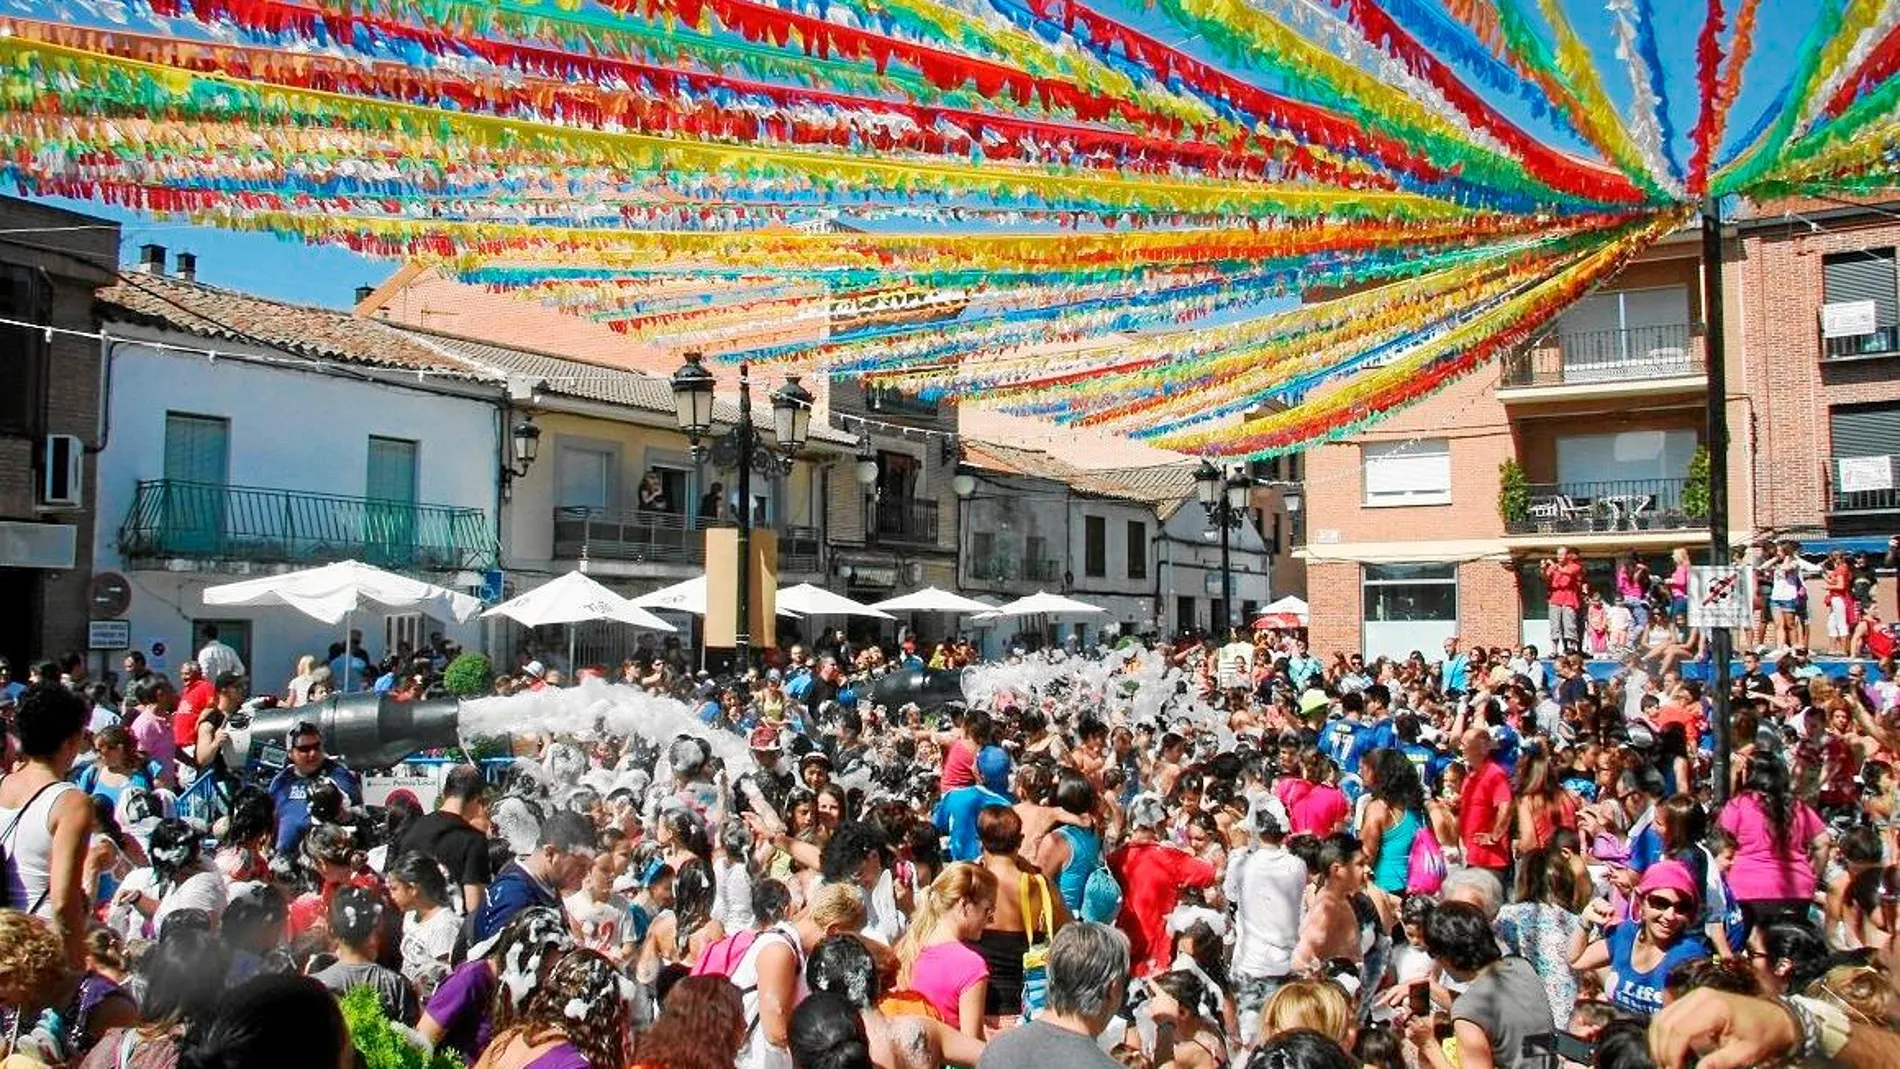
(174, 251), (197, 283)
(136, 244), (166, 275)
(354, 284), (376, 306)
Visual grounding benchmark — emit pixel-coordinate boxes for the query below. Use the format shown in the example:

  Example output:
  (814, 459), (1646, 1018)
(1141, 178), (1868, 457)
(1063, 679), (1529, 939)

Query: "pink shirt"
(1717, 794), (1825, 902)
(908, 940), (988, 1027)
(128, 708), (174, 769)
(1280, 782), (1349, 837)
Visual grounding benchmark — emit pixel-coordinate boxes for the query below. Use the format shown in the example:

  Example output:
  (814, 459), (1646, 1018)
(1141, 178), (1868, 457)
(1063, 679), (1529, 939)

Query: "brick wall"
(0, 197), (118, 663)
(1456, 560), (1523, 649)
(1305, 561), (1359, 655)
(1736, 215), (1900, 535)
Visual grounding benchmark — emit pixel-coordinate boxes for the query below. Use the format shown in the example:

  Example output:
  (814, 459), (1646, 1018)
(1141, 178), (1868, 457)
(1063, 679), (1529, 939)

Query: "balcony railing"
(876, 497), (939, 544)
(1828, 455), (1900, 514)
(120, 479), (495, 570)
(1505, 477), (1704, 535)
(780, 525), (822, 573)
(1825, 327), (1900, 361)
(1501, 324), (1702, 388)
(969, 557), (1062, 583)
(554, 507), (705, 564)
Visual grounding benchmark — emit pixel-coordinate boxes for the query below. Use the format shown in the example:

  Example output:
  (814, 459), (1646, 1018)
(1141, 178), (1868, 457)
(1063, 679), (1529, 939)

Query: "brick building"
(1298, 201), (1899, 660)
(0, 198), (119, 670)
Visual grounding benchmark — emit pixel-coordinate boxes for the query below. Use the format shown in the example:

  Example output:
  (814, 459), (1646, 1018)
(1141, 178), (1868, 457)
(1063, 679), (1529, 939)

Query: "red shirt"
(1544, 559), (1586, 609)
(1107, 840), (1217, 976)
(940, 739), (976, 790)
(173, 678), (214, 748)
(1459, 759), (1514, 869)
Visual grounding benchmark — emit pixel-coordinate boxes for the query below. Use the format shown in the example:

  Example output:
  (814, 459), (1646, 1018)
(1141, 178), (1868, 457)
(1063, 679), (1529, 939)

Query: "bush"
(441, 652), (493, 698)
(1498, 459), (1531, 525)
(1683, 445), (1711, 520)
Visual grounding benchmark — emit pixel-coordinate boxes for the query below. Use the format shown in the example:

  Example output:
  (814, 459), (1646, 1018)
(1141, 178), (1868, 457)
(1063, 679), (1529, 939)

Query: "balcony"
(1825, 327), (1900, 362)
(554, 507), (706, 565)
(120, 479), (495, 571)
(1499, 324), (1704, 399)
(876, 497), (939, 545)
(780, 525), (822, 573)
(1504, 477), (1704, 537)
(1828, 455), (1900, 515)
(968, 556), (1062, 584)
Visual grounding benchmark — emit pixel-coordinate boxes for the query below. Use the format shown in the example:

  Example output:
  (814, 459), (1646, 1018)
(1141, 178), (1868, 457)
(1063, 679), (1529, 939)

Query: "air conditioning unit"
(40, 434), (82, 508)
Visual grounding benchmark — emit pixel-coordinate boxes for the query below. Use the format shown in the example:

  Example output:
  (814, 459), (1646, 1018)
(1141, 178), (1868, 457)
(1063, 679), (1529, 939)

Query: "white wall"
(91, 331), (500, 687)
(1158, 505), (1271, 634)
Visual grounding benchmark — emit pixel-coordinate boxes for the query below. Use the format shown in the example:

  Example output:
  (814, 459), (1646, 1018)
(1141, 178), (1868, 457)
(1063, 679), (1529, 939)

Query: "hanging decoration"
(0, 0), (1893, 455)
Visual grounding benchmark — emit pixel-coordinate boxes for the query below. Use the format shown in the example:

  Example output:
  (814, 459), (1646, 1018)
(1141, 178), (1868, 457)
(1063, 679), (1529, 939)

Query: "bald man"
(1458, 728), (1514, 887)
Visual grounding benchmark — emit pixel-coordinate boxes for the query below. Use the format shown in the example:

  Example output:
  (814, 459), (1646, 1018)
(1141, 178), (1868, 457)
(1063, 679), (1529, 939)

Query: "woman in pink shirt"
(1716, 757), (1831, 932)
(895, 862), (996, 1038)
(1667, 547), (1692, 620)
(1275, 751), (1349, 837)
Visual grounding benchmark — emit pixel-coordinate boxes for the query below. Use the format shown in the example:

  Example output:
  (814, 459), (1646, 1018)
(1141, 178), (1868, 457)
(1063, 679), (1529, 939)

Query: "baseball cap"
(1298, 689), (1331, 717)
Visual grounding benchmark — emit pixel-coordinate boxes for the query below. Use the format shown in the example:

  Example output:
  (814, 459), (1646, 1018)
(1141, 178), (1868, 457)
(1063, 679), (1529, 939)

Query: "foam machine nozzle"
(223, 692), (464, 771)
(867, 667), (968, 713)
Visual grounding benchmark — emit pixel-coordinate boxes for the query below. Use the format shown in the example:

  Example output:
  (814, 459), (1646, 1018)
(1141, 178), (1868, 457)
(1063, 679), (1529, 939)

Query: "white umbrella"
(868, 586), (996, 614)
(776, 583), (894, 619)
(202, 560), (481, 693)
(482, 571), (676, 631)
(1261, 594), (1310, 622)
(992, 590), (1108, 616)
(202, 559), (480, 625)
(631, 575), (708, 615)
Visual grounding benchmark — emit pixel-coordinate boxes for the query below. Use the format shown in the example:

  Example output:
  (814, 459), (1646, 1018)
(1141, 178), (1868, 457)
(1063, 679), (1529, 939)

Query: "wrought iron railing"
(119, 479), (495, 570)
(875, 497), (940, 543)
(780, 525), (822, 573)
(553, 507), (706, 564)
(1828, 455), (1900, 514)
(1505, 477), (1704, 535)
(1501, 324), (1702, 388)
(969, 557), (1062, 583)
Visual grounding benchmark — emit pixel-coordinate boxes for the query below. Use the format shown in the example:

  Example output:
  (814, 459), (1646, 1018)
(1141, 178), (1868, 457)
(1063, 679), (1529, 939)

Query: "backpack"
(1019, 873), (1054, 1019)
(1, 778), (62, 915)
(1405, 820), (1448, 896)
(1081, 853), (1123, 924)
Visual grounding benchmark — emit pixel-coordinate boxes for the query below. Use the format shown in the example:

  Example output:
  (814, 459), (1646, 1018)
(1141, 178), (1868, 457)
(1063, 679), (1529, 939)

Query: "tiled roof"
(97, 272), (474, 374)
(399, 327), (858, 445)
(964, 438), (1195, 512)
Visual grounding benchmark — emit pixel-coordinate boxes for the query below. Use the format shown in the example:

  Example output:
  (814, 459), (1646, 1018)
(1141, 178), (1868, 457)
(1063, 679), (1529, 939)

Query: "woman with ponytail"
(1718, 756), (1831, 931)
(893, 863), (997, 1039)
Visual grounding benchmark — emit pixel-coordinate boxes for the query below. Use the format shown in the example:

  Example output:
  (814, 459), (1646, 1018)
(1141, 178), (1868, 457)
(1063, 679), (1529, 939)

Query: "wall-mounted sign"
(88, 620), (131, 650)
(1821, 300), (1878, 339)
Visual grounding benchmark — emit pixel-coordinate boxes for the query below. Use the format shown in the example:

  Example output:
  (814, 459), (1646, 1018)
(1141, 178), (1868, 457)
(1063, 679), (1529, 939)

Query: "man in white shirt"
(195, 623), (244, 683)
(1225, 808), (1307, 1045)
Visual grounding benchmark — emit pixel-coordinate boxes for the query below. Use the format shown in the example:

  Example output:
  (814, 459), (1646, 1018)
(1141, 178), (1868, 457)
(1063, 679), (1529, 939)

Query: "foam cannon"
(866, 667), (968, 714)
(222, 692), (464, 772)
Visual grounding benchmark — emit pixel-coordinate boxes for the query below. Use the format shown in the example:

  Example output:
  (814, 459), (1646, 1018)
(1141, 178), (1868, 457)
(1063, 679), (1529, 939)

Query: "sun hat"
(1298, 689), (1331, 717)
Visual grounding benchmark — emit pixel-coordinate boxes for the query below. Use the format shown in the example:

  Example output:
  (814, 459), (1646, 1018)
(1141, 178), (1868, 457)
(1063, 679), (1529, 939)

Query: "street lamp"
(501, 414), (541, 497)
(670, 353), (810, 669)
(1195, 459), (1249, 632)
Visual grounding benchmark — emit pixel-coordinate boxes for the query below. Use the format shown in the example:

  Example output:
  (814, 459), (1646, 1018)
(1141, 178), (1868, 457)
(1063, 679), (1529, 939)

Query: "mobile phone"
(1409, 983), (1431, 1018)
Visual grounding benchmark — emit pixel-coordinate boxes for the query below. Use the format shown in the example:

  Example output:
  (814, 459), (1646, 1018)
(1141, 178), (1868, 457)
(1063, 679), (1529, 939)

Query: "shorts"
(1828, 597), (1850, 638)
(1234, 973), (1288, 1044)
(1771, 597), (1800, 614)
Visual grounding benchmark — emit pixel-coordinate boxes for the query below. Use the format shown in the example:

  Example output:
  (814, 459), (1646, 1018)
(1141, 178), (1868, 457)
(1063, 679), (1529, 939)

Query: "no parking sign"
(1688, 565), (1754, 629)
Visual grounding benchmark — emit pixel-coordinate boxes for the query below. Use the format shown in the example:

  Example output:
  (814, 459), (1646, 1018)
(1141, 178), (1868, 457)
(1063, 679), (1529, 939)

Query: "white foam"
(456, 678), (760, 776)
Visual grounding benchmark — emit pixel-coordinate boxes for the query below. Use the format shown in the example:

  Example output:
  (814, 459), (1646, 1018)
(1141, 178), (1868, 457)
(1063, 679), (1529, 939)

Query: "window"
(864, 385), (939, 418)
(1555, 430), (1697, 487)
(0, 266), (48, 437)
(1176, 595), (1196, 633)
(1025, 535), (1047, 570)
(1823, 249), (1898, 358)
(1084, 516), (1106, 577)
(1126, 520), (1147, 579)
(972, 531), (995, 562)
(652, 466), (692, 517)
(1830, 405), (1900, 511)
(190, 619), (251, 673)
(366, 437), (418, 504)
(1362, 563), (1458, 621)
(556, 445), (614, 511)
(1362, 439), (1451, 506)
(1553, 287), (1694, 375)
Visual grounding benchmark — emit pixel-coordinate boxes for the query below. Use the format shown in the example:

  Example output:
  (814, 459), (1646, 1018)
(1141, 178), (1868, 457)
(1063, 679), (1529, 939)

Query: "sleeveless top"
(1054, 825), (1101, 913)
(733, 922), (805, 1069)
(1373, 810), (1419, 893)
(1, 779), (80, 917)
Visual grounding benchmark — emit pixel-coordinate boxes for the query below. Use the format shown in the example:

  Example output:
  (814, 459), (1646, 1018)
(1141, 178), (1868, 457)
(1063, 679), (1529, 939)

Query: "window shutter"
(1831, 405), (1900, 458)
(1823, 250), (1898, 327)
(1364, 440), (1451, 499)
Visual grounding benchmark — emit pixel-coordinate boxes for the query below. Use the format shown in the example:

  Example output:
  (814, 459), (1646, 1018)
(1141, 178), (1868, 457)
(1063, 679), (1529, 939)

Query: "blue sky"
(26, 0), (1822, 308)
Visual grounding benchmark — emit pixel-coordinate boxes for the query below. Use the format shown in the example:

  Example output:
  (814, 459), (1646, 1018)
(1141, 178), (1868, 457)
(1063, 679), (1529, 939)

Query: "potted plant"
(1498, 459), (1531, 529)
(442, 651), (493, 698)
(1683, 445), (1711, 522)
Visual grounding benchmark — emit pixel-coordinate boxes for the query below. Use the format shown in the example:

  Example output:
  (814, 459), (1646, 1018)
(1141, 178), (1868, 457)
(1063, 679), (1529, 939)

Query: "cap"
(748, 725), (781, 752)
(1298, 689), (1331, 717)
(523, 660), (546, 679)
(1637, 859), (1701, 909)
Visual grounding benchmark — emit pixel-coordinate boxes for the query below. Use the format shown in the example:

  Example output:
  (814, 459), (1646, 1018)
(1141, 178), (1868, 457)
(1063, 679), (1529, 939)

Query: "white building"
(90, 261), (504, 690)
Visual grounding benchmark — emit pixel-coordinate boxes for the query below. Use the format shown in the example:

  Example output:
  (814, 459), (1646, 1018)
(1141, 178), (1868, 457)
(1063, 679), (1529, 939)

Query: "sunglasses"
(1645, 894), (1695, 917)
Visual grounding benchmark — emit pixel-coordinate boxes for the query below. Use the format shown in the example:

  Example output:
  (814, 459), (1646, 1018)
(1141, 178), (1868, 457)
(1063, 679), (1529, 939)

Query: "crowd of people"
(3, 601), (1900, 1069)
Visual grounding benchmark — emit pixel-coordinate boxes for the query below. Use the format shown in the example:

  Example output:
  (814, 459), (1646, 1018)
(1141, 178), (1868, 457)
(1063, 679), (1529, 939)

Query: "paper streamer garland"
(0, 0), (1893, 455)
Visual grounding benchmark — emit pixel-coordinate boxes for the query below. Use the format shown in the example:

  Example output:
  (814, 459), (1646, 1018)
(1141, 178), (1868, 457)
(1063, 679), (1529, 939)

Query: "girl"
(894, 863), (997, 1038)
(1586, 593), (1610, 656)
(1616, 553), (1652, 644)
(109, 819), (227, 939)
(418, 907), (574, 1064)
(1826, 549), (1855, 655)
(477, 950), (634, 1069)
(387, 851), (459, 997)
(311, 885), (418, 1025)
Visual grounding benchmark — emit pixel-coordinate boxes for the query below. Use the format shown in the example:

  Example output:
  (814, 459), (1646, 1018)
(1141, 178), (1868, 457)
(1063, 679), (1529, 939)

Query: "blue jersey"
(1320, 718), (1367, 772)
(1399, 742), (1451, 791)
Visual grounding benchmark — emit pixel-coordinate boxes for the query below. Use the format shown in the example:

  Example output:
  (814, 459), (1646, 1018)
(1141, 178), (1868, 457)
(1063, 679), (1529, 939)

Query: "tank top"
(732, 922), (805, 1069)
(1054, 825), (1102, 913)
(1, 779), (79, 917)
(1373, 810), (1420, 894)
(1605, 922), (1710, 1017)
